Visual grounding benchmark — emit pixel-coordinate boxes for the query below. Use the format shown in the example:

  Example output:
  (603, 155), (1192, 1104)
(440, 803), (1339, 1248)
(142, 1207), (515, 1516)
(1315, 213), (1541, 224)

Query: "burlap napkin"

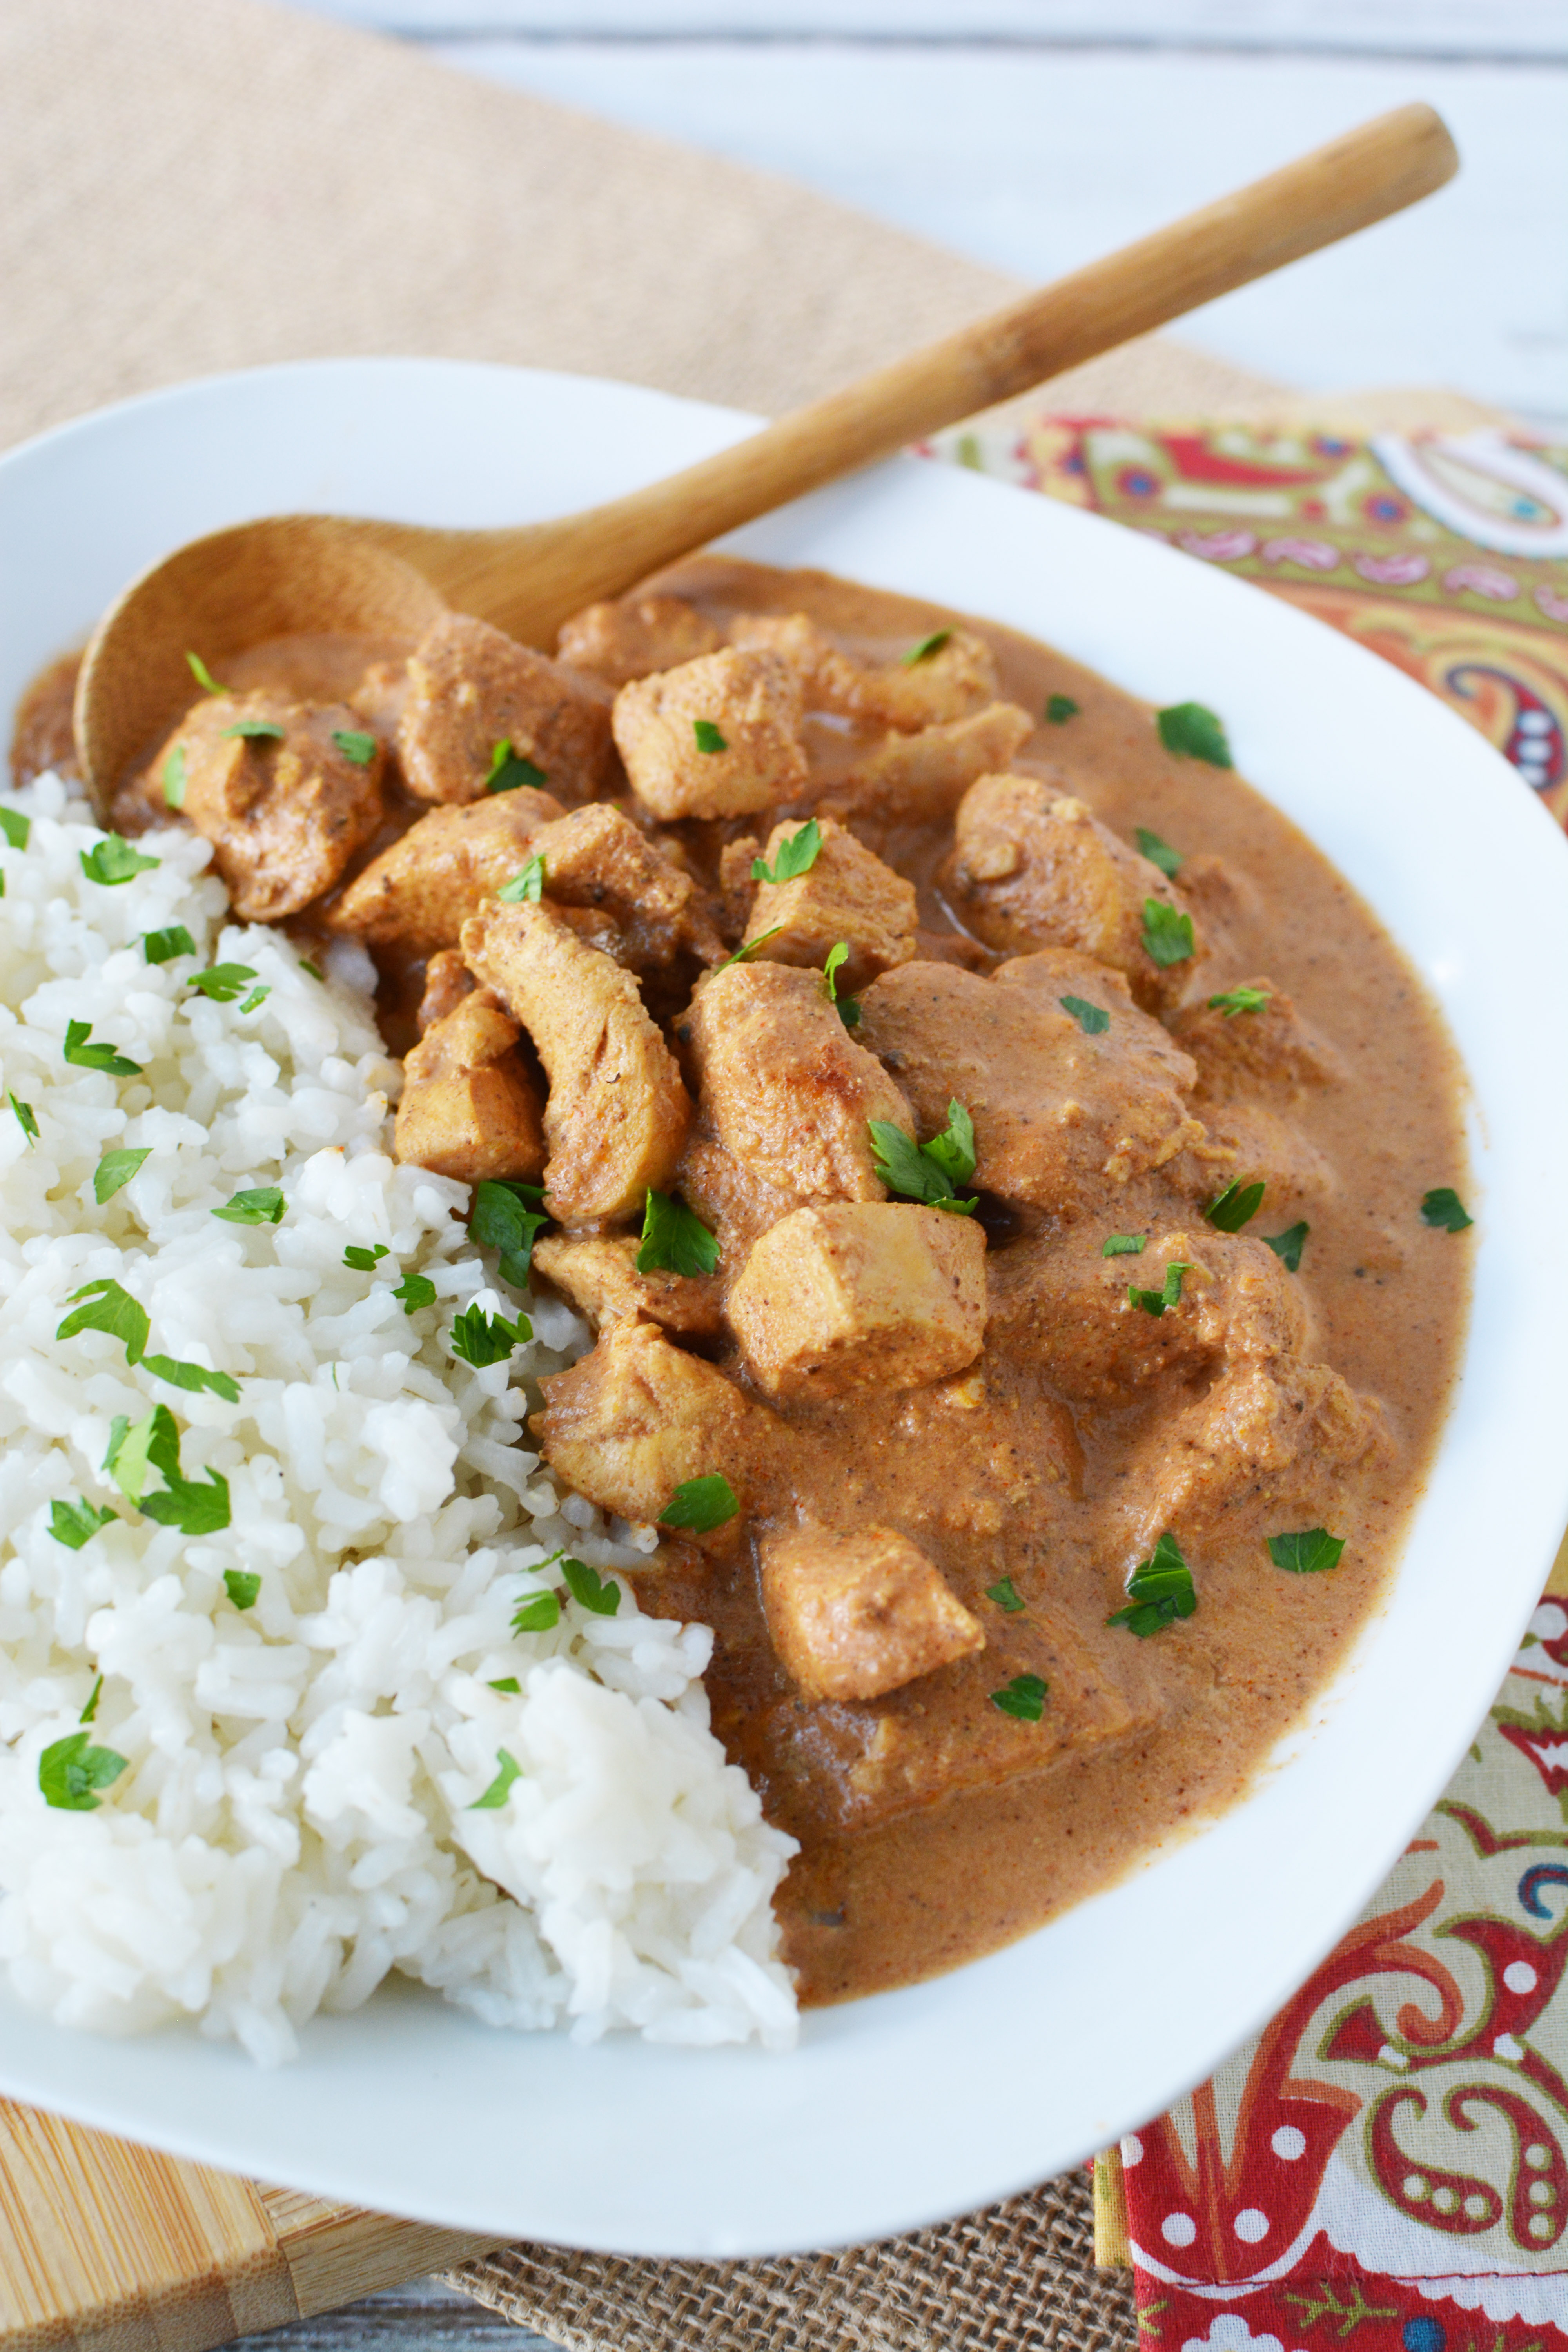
(0, 4), (1514, 2347)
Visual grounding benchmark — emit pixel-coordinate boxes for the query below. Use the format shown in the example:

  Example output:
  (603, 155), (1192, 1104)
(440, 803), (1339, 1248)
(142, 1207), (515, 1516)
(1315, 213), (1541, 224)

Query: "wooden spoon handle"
(435, 102), (1456, 633)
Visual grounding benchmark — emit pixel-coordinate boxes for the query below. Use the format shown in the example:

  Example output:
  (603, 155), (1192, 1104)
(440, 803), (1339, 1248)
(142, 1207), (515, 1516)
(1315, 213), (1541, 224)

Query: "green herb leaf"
(221, 719), (285, 742)
(38, 1730), (128, 1811)
(470, 1748), (525, 1809)
(1208, 984), (1272, 1018)
(660, 1474), (739, 1533)
(902, 629), (951, 667)
(1421, 1186), (1473, 1234)
(94, 1147), (151, 1204)
(985, 1577), (1025, 1613)
(485, 739), (549, 794)
(561, 1557), (621, 1616)
(1060, 994), (1110, 1035)
(188, 962), (259, 1003)
(1205, 1178), (1265, 1234)
(140, 1354), (241, 1403)
(990, 1673), (1048, 1721)
(161, 744), (187, 808)
(1141, 898), (1195, 968)
(299, 958), (325, 981)
(238, 987), (270, 1014)
(1267, 1527), (1345, 1575)
(343, 1242), (389, 1271)
(223, 1570), (261, 1609)
(104, 1406), (159, 1504)
(714, 924), (785, 975)
(393, 1272), (437, 1315)
(140, 1464), (231, 1536)
(1107, 1530), (1197, 1637)
(1128, 1260), (1193, 1318)
(450, 1303), (529, 1367)
(1157, 702), (1232, 768)
(511, 1590), (561, 1635)
(637, 1189), (720, 1279)
(80, 1675), (103, 1724)
(497, 855), (545, 904)
(10, 1093), (39, 1145)
(143, 925), (196, 964)
(751, 819), (821, 884)
(213, 1185), (284, 1225)
(1262, 1221), (1309, 1272)
(1136, 827), (1183, 879)
(49, 1497), (116, 1551)
(469, 1177), (549, 1288)
(488, 1676), (521, 1694)
(1102, 1233), (1145, 1257)
(822, 942), (862, 1028)
(332, 730), (378, 765)
(0, 808), (31, 849)
(692, 719), (728, 754)
(186, 650), (227, 696)
(63, 1019), (143, 1077)
(80, 835), (160, 887)
(869, 1099), (978, 1216)
(58, 1277), (150, 1361)
(1045, 694), (1079, 725)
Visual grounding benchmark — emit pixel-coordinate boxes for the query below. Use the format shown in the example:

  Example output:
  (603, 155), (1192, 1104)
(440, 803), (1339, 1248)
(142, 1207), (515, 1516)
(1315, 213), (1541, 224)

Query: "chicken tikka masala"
(13, 556), (1471, 2003)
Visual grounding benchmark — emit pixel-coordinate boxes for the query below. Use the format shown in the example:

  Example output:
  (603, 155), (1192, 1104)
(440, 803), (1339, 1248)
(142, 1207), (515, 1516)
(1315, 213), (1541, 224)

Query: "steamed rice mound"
(0, 776), (797, 2064)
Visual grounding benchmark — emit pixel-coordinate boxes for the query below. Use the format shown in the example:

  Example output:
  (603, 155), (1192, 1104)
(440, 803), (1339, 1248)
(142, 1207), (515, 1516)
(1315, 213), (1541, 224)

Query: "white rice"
(0, 774), (797, 2065)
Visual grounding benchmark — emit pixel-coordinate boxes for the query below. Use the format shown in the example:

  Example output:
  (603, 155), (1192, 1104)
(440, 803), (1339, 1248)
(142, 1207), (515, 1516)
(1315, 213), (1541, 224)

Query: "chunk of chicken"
(856, 957), (1203, 1217)
(415, 948), (475, 1036)
(676, 962), (914, 1248)
(144, 691), (385, 922)
(742, 817), (916, 993)
(728, 1202), (986, 1398)
(1169, 978), (1345, 1103)
(1169, 1102), (1338, 1214)
(398, 612), (614, 806)
(328, 790), (566, 954)
(728, 611), (999, 730)
(942, 776), (1202, 1011)
(761, 1525), (984, 1703)
(393, 987), (546, 1185)
(534, 1314), (765, 1528)
(612, 647), (808, 820)
(556, 594), (723, 689)
(531, 1231), (723, 1338)
(822, 703), (1034, 830)
(461, 899), (691, 1223)
(528, 802), (725, 971)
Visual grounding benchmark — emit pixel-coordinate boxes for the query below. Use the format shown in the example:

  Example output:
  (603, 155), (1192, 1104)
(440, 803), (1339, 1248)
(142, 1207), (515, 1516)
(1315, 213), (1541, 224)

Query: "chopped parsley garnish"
(1136, 827), (1183, 879)
(1205, 1177), (1264, 1234)
(185, 650), (227, 695)
(470, 1176), (548, 1288)
(1262, 1221), (1309, 1272)
(990, 1673), (1048, 1721)
(343, 1242), (389, 1272)
(985, 1578), (1025, 1613)
(299, 959), (325, 982)
(49, 1497), (116, 1551)
(94, 1147), (151, 1204)
(223, 1570), (261, 1610)
(56, 1279), (240, 1403)
(660, 1474), (740, 1533)
(332, 730), (378, 765)
(1060, 994), (1109, 1035)
(220, 719), (285, 742)
(80, 835), (160, 887)
(449, 1303), (529, 1367)
(902, 629), (951, 666)
(1129, 1260), (1192, 1317)
(1157, 702), (1232, 768)
(1107, 1531), (1196, 1637)
(822, 940), (862, 1027)
(693, 719), (729, 754)
(512, 1590), (561, 1635)
(488, 1676), (521, 1695)
(393, 1272), (437, 1315)
(869, 1098), (977, 1216)
(39, 1730), (128, 1812)
(470, 1748), (525, 1809)
(1102, 1233), (1145, 1257)
(497, 855), (545, 904)
(239, 987), (270, 1014)
(162, 745), (187, 808)
(1267, 1527), (1345, 1575)
(485, 739), (548, 794)
(751, 819), (821, 884)
(1421, 1186), (1473, 1234)
(188, 962), (260, 1002)
(562, 1557), (621, 1616)
(1141, 898), (1195, 968)
(11, 1093), (39, 1145)
(0, 808), (31, 849)
(143, 925), (196, 964)
(1045, 694), (1079, 724)
(714, 924), (784, 974)
(105, 1403), (231, 1532)
(63, 1020), (142, 1076)
(1209, 984), (1272, 1018)
(637, 1189), (720, 1279)
(80, 1676), (103, 1724)
(213, 1186), (285, 1225)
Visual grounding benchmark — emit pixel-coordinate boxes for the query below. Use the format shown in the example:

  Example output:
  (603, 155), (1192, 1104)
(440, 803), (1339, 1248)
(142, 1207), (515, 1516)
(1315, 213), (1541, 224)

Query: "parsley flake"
(469, 1177), (548, 1288)
(343, 1242), (389, 1272)
(1263, 1221), (1309, 1272)
(902, 630), (951, 667)
(1267, 1527), (1345, 1575)
(1157, 702), (1232, 768)
(1209, 984), (1272, 1018)
(485, 739), (548, 794)
(393, 1272), (437, 1315)
(1141, 898), (1195, 968)
(162, 746), (187, 808)
(80, 1676), (103, 1724)
(213, 1186), (285, 1225)
(470, 1748), (525, 1809)
(238, 987), (270, 1014)
(56, 1280), (239, 1403)
(220, 719), (285, 742)
(693, 719), (729, 755)
(143, 925), (196, 964)
(1421, 1186), (1473, 1234)
(986, 1577), (1025, 1613)
(39, 1730), (128, 1812)
(1045, 694), (1079, 724)
(94, 1147), (151, 1203)
(497, 855), (545, 904)
(660, 1474), (740, 1533)
(449, 1303), (529, 1367)
(869, 1099), (977, 1216)
(185, 651), (227, 696)
(223, 1570), (261, 1610)
(332, 730), (378, 765)
(63, 1019), (142, 1076)
(1205, 1177), (1265, 1234)
(822, 940), (862, 1027)
(299, 959), (325, 982)
(1129, 1260), (1193, 1317)
(562, 1557), (621, 1616)
(11, 1093), (39, 1145)
(105, 1404), (231, 1532)
(637, 1189), (720, 1279)
(512, 1590), (561, 1635)
(1107, 1531), (1197, 1637)
(751, 820), (821, 884)
(1136, 827), (1183, 879)
(1060, 994), (1110, 1036)
(714, 925), (784, 974)
(80, 835), (160, 887)
(1102, 1233), (1145, 1258)
(0, 808), (31, 849)
(188, 963), (259, 1003)
(49, 1497), (116, 1551)
(488, 1676), (522, 1695)
(990, 1673), (1048, 1721)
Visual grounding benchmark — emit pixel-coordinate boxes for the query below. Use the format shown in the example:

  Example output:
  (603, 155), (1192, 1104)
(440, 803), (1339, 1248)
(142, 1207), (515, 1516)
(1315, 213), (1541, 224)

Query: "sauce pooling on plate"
(17, 555), (1470, 2005)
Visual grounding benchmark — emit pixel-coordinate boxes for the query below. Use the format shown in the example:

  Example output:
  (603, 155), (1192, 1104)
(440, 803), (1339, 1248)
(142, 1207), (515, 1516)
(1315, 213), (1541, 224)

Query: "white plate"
(3, 359), (1568, 2258)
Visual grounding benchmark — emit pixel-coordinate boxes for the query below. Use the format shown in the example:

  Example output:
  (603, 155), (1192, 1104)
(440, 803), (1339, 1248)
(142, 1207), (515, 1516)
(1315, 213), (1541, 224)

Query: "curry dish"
(13, 557), (1471, 2004)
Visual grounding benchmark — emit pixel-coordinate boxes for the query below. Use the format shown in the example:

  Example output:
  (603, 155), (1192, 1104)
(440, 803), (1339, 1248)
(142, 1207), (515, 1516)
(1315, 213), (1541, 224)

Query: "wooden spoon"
(75, 102), (1456, 810)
